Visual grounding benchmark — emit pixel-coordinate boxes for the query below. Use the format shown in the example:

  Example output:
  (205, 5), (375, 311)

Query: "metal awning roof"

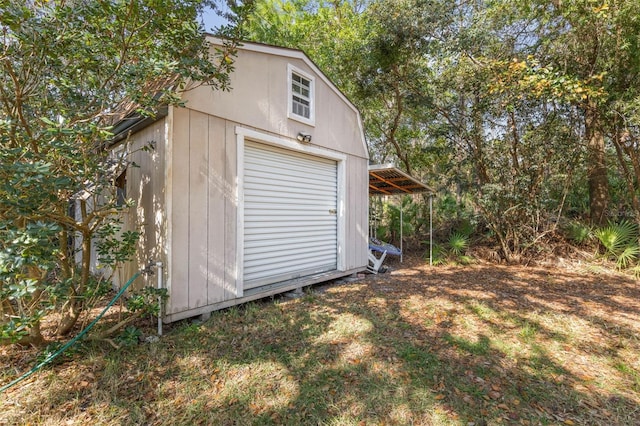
(369, 164), (432, 195)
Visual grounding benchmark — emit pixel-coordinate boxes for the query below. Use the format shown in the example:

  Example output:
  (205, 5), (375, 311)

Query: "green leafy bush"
(374, 196), (418, 246)
(116, 326), (143, 347)
(594, 220), (640, 269)
(0, 0), (241, 345)
(564, 220), (592, 244)
(424, 242), (446, 265)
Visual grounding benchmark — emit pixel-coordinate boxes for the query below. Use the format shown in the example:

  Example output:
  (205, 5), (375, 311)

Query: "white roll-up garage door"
(243, 141), (338, 289)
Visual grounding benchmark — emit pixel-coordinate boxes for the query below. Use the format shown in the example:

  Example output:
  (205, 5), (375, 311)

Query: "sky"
(199, 5), (231, 33)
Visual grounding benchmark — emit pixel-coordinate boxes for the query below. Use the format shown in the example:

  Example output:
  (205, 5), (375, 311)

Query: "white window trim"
(287, 64), (315, 126)
(235, 126), (346, 296)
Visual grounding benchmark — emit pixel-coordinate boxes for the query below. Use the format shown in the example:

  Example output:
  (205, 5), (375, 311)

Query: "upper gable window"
(288, 64), (315, 126)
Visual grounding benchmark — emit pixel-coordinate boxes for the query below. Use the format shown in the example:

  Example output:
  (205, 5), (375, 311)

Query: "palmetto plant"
(448, 232), (470, 257)
(447, 231), (473, 264)
(425, 231), (471, 266)
(594, 220), (640, 269)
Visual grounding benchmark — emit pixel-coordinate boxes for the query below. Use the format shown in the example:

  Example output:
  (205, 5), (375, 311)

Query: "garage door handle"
(329, 209), (337, 215)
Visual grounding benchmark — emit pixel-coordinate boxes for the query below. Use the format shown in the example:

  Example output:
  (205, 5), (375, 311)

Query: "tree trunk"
(56, 302), (81, 336)
(612, 128), (640, 220)
(508, 110), (520, 174)
(472, 93), (490, 186)
(25, 320), (46, 347)
(2, 320), (46, 347)
(56, 229), (91, 336)
(585, 105), (609, 226)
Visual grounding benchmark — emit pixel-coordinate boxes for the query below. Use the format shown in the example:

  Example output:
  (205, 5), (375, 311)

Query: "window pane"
(293, 95), (309, 106)
(291, 72), (312, 119)
(293, 97), (310, 118)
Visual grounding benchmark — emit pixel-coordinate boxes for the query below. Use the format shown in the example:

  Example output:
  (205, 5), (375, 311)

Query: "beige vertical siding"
(167, 110), (240, 315)
(224, 120), (239, 300)
(118, 118), (167, 290)
(169, 107), (190, 312)
(187, 110), (209, 309)
(344, 156), (369, 270)
(206, 116), (227, 305)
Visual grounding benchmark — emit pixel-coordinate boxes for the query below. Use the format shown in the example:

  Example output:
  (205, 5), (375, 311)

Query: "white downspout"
(156, 261), (163, 336)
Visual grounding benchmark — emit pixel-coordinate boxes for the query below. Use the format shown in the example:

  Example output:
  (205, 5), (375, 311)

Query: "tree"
(244, 0), (450, 173)
(506, 0), (640, 225)
(242, 0), (640, 264)
(0, 0), (244, 345)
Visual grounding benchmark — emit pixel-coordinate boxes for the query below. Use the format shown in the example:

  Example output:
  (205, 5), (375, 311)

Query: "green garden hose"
(0, 271), (143, 394)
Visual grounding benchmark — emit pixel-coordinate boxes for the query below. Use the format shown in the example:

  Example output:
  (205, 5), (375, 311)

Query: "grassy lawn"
(2, 258), (640, 425)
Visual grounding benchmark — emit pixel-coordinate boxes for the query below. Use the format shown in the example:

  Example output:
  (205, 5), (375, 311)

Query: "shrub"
(594, 220), (640, 269)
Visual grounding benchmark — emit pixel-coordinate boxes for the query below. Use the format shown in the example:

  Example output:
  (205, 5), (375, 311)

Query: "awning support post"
(400, 201), (403, 263)
(429, 194), (433, 266)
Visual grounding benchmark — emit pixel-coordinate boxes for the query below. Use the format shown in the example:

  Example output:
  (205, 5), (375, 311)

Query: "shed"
(113, 38), (369, 322)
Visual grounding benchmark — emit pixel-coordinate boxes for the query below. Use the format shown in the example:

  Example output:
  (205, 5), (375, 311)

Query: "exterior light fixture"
(297, 132), (312, 143)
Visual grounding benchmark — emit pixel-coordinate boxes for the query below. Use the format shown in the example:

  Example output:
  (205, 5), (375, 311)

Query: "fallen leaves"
(2, 257), (640, 425)
(488, 390), (501, 400)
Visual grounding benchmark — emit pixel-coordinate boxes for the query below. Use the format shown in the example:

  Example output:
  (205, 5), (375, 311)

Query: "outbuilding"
(112, 38), (369, 322)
